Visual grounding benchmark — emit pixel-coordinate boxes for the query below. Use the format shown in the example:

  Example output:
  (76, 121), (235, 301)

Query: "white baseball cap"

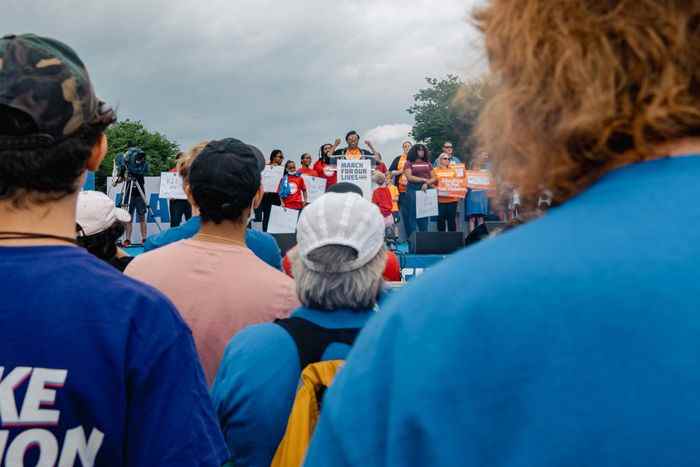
(76, 190), (131, 237)
(296, 192), (385, 272)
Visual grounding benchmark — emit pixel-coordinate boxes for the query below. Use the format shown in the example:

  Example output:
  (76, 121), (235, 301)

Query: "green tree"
(408, 75), (487, 163)
(96, 119), (180, 191)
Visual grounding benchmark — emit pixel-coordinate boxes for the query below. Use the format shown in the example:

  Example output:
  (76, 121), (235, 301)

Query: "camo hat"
(0, 34), (114, 148)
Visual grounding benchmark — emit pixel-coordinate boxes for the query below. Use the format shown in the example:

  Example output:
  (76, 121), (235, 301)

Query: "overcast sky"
(5, 0), (486, 163)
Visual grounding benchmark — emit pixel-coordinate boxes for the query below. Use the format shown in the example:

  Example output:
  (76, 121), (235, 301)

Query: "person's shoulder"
(220, 320), (297, 369)
(127, 240), (189, 272)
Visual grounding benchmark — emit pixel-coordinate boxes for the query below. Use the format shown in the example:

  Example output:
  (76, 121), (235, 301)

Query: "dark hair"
(284, 160), (296, 173)
(345, 130), (359, 142)
(301, 153), (312, 161)
(0, 105), (111, 208)
(327, 182), (363, 197)
(319, 144), (332, 163)
(407, 143), (429, 162)
(76, 222), (125, 263)
(191, 164), (260, 225)
(269, 149), (283, 163)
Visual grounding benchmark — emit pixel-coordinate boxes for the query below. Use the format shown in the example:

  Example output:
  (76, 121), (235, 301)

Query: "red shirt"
(298, 166), (319, 177)
(279, 174), (306, 210)
(376, 162), (388, 174)
(313, 159), (337, 189)
(372, 186), (394, 217)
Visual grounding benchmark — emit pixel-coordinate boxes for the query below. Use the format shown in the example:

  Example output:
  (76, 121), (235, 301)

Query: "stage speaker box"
(271, 233), (297, 256)
(409, 232), (463, 255)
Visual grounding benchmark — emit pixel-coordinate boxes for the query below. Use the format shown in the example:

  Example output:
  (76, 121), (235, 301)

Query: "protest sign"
(267, 205), (300, 233)
(435, 164), (467, 199)
(158, 172), (187, 200)
(262, 165), (285, 193)
(466, 170), (495, 191)
(416, 189), (439, 219)
(107, 177), (170, 243)
(338, 159), (372, 199)
(302, 175), (327, 203)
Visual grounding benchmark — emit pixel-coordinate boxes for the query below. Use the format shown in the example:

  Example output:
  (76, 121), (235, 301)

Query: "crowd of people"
(3, 0), (700, 464)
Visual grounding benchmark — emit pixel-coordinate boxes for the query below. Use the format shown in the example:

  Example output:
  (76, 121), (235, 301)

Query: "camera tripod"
(114, 174), (163, 236)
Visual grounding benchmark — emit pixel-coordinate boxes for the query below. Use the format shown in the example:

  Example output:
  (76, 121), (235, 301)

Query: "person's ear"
(252, 185), (264, 209)
(85, 133), (108, 171)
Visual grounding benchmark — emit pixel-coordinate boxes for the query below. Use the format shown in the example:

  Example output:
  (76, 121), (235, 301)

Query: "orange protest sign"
(435, 165), (467, 199)
(466, 170), (495, 191)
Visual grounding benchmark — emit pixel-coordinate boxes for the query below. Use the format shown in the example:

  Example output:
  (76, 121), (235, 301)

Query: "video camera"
(114, 147), (147, 185)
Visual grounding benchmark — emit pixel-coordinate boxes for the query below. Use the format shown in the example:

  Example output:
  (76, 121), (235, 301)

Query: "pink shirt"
(125, 239), (299, 385)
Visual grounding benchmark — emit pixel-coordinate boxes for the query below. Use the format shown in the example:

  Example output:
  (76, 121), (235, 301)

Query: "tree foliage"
(97, 120), (180, 187)
(408, 75), (487, 163)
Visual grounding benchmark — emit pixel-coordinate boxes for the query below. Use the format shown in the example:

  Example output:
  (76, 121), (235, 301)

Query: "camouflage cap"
(0, 34), (114, 147)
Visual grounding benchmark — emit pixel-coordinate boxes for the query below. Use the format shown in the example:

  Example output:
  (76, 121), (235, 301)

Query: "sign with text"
(435, 164), (467, 199)
(267, 205), (300, 234)
(302, 175), (327, 203)
(338, 159), (372, 199)
(158, 172), (187, 200)
(416, 189), (439, 219)
(262, 165), (285, 193)
(466, 170), (495, 191)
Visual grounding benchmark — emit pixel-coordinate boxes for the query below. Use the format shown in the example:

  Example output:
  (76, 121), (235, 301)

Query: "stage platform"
(123, 244), (450, 281)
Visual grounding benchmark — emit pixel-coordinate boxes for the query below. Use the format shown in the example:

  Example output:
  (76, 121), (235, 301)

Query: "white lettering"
(58, 426), (104, 467)
(19, 368), (67, 426)
(5, 429), (58, 467)
(0, 367), (32, 426)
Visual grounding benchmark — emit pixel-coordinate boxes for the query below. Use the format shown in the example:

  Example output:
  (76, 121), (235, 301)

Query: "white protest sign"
(338, 159), (372, 199)
(158, 172), (187, 200)
(262, 165), (285, 193)
(267, 205), (300, 233)
(416, 189), (439, 219)
(302, 175), (327, 203)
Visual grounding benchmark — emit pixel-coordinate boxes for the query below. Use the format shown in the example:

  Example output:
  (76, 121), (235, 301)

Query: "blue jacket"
(143, 216), (282, 269)
(306, 156), (700, 467)
(211, 307), (373, 467)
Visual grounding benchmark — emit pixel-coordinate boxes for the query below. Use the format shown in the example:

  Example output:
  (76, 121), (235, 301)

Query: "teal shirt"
(211, 307), (373, 467)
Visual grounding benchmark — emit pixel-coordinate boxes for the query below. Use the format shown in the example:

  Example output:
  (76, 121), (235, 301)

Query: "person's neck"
(195, 218), (247, 246)
(0, 195), (78, 247)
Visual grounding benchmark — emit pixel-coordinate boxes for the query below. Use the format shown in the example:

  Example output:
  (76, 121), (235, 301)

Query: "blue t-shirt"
(211, 307), (373, 467)
(306, 156), (700, 467)
(144, 216), (282, 269)
(0, 246), (229, 466)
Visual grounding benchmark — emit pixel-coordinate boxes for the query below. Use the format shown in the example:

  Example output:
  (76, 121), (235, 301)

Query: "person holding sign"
(313, 141), (341, 190)
(431, 152), (463, 232)
(257, 149), (285, 231)
(403, 143), (432, 238)
(279, 160), (308, 210)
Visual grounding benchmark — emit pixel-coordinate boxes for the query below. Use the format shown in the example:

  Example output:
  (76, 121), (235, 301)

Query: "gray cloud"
(5, 0), (485, 162)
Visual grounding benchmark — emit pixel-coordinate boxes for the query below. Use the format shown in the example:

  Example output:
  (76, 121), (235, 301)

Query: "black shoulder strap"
(275, 317), (360, 371)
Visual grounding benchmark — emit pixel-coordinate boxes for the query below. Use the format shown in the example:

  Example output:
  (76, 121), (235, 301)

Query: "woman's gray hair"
(290, 244), (386, 311)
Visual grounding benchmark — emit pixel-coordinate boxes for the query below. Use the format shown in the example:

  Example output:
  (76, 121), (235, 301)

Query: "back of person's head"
(407, 143), (429, 162)
(188, 138), (264, 224)
(327, 182), (363, 197)
(0, 34), (115, 209)
(177, 140), (210, 181)
(76, 190), (130, 263)
(292, 192), (386, 311)
(474, 0), (700, 204)
(372, 171), (386, 186)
